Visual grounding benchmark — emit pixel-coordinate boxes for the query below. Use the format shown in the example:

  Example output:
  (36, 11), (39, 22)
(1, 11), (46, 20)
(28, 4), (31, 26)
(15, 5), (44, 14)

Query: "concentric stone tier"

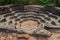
(0, 4), (60, 37)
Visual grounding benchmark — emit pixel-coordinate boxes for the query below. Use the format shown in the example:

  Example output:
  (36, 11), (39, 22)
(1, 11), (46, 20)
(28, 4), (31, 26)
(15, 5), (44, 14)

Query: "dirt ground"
(26, 29), (60, 40)
(48, 29), (60, 40)
(34, 29), (60, 40)
(0, 29), (60, 40)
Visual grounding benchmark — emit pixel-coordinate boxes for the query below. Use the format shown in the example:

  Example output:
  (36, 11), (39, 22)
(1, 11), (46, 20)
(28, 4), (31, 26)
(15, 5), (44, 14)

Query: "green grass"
(0, 0), (60, 6)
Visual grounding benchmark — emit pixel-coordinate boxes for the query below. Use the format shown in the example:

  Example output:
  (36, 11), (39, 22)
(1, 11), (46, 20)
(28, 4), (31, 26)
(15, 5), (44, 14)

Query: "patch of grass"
(0, 0), (60, 6)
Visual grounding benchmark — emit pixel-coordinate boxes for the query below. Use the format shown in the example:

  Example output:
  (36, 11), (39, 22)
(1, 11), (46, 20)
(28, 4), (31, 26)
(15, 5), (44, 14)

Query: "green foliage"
(0, 0), (60, 6)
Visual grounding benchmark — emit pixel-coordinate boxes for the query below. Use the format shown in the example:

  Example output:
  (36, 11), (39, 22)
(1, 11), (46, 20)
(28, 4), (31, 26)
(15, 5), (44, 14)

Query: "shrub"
(0, 0), (60, 6)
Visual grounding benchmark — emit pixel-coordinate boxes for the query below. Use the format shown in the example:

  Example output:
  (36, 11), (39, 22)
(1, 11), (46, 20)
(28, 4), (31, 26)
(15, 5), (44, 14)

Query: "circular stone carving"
(16, 20), (39, 33)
